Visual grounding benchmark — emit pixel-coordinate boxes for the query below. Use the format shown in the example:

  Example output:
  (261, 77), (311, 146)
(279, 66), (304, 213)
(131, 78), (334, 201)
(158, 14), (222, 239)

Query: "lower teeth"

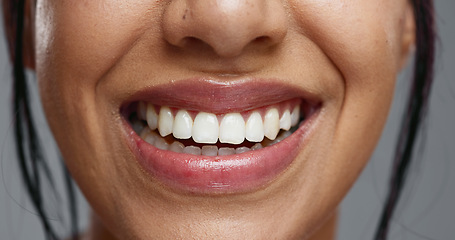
(134, 120), (297, 156)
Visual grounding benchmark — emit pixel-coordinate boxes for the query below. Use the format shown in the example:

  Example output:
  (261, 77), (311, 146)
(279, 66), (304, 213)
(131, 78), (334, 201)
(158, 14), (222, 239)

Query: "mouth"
(121, 78), (322, 194)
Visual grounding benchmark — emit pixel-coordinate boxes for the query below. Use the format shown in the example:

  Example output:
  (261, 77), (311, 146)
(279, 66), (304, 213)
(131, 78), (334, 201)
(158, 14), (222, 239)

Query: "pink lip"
(123, 77), (320, 113)
(121, 78), (321, 194)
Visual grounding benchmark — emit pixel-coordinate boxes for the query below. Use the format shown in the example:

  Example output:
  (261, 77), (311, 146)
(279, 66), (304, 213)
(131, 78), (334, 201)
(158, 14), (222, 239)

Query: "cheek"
(34, 1), (157, 216)
(288, 0), (404, 206)
(290, 0), (404, 79)
(34, 0), (162, 165)
(36, 1), (159, 85)
(289, 0), (404, 138)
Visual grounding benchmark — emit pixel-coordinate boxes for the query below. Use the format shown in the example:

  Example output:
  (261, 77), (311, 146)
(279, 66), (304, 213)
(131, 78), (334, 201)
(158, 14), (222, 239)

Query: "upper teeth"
(137, 102), (301, 144)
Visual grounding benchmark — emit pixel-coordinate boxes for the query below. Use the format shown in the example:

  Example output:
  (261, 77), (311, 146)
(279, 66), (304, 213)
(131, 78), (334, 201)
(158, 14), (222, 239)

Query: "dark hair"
(3, 0), (435, 239)
(374, 0), (435, 239)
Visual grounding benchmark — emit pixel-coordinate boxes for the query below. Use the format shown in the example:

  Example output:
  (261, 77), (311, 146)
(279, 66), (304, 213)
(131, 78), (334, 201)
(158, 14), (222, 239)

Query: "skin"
(18, 0), (415, 239)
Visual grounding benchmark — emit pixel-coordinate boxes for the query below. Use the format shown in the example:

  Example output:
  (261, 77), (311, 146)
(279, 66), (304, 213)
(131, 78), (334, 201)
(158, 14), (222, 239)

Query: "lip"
(121, 78), (322, 194)
(122, 77), (320, 113)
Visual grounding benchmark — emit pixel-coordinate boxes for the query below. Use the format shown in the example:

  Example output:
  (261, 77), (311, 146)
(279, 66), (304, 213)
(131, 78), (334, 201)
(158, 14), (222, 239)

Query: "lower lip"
(123, 113), (319, 194)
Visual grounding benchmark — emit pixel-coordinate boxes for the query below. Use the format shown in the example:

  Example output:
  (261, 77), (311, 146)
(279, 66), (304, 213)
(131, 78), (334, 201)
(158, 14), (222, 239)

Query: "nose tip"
(162, 0), (287, 58)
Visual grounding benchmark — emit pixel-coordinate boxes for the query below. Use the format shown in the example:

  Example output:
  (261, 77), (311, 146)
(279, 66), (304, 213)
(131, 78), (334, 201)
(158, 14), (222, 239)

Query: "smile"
(122, 78), (322, 194)
(134, 98), (301, 155)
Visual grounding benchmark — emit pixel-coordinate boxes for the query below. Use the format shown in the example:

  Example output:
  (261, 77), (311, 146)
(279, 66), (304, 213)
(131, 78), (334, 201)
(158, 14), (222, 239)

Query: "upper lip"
(121, 77), (322, 113)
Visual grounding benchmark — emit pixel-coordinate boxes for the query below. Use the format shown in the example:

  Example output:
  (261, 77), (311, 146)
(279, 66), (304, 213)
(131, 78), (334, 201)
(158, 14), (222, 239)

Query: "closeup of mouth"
(121, 79), (322, 194)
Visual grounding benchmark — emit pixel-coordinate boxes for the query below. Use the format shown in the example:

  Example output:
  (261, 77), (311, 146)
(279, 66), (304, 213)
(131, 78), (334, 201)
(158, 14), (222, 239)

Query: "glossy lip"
(122, 77), (321, 113)
(121, 78), (322, 194)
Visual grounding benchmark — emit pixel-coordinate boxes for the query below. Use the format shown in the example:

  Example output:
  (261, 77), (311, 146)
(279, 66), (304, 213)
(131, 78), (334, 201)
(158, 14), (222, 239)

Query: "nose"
(162, 0), (288, 58)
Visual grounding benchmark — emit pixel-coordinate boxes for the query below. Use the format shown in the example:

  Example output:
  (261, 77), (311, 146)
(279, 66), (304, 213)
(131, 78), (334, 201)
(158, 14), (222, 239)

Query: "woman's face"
(33, 0), (414, 239)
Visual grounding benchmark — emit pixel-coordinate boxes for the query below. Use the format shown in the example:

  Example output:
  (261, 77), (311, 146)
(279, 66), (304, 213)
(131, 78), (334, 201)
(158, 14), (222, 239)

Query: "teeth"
(173, 110), (193, 139)
(291, 105), (300, 126)
(141, 128), (159, 145)
(183, 146), (202, 155)
(202, 145), (218, 156)
(154, 137), (169, 150)
(158, 107), (173, 137)
(279, 109), (291, 131)
(219, 113), (245, 144)
(235, 147), (250, 154)
(245, 111), (265, 142)
(143, 131), (290, 155)
(169, 141), (184, 153)
(219, 147), (236, 156)
(151, 144), (251, 156)
(192, 112), (219, 144)
(251, 143), (263, 150)
(137, 101), (304, 155)
(276, 130), (292, 142)
(146, 103), (158, 130)
(263, 129), (293, 146)
(263, 108), (280, 140)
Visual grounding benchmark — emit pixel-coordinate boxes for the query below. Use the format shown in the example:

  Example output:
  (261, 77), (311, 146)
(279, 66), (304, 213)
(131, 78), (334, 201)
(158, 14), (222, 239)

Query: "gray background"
(0, 1), (454, 239)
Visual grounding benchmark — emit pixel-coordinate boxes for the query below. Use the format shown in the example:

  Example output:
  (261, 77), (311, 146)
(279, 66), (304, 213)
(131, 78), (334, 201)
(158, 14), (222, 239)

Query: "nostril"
(179, 36), (214, 53)
(182, 37), (204, 46)
(253, 36), (271, 44)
